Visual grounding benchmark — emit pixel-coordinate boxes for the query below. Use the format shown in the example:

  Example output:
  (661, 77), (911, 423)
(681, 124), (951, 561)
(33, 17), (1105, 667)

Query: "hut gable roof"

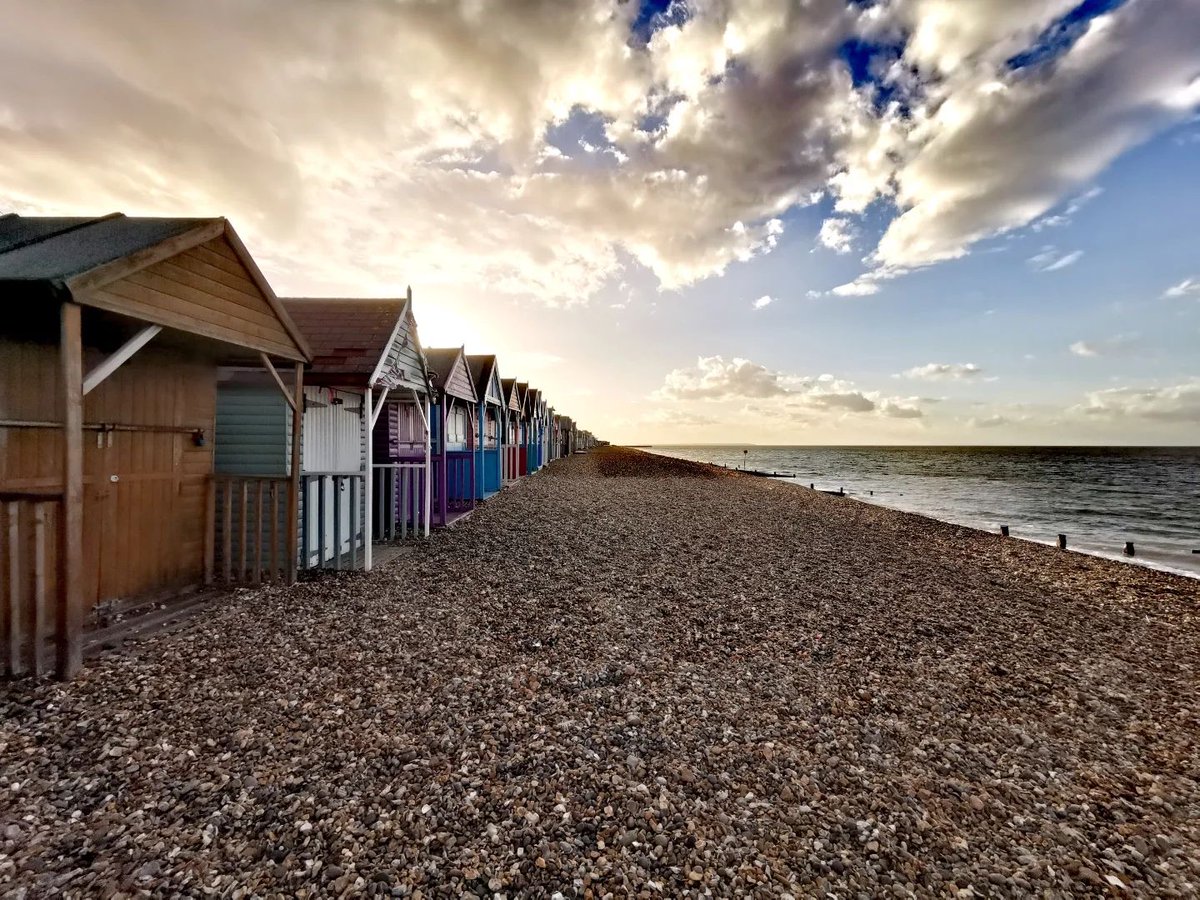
(525, 388), (542, 419)
(465, 354), (503, 406)
(0, 213), (310, 362)
(281, 297), (428, 392)
(500, 378), (522, 413)
(424, 346), (477, 404)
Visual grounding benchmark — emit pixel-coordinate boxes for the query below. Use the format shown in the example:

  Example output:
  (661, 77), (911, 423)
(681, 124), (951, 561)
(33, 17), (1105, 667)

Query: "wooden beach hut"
(549, 412), (561, 461)
(0, 214), (310, 678)
(215, 293), (432, 572)
(524, 387), (543, 473)
(500, 378), (523, 484)
(465, 354), (503, 501)
(515, 382), (531, 476)
(425, 347), (478, 525)
(537, 394), (551, 469)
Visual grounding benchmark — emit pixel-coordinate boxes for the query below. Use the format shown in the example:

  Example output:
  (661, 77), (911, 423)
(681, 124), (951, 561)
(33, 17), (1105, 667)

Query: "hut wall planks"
(0, 338), (215, 616)
(85, 237), (299, 359)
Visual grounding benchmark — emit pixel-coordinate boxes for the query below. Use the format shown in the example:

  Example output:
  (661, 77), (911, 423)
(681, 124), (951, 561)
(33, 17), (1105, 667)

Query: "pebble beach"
(2, 447), (1197, 897)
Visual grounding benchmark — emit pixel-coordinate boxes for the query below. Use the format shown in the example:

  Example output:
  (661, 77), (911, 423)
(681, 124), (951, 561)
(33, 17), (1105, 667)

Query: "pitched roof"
(282, 298), (406, 378)
(0, 213), (311, 362)
(424, 347), (461, 385)
(0, 213), (213, 281)
(464, 354), (498, 402)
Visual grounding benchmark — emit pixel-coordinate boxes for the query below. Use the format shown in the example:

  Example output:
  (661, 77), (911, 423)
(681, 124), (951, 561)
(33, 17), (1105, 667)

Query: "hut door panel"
(93, 430), (193, 603)
(82, 355), (214, 607)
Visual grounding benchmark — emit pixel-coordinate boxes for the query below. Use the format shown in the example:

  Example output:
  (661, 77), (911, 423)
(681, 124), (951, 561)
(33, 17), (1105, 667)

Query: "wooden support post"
(7, 502), (23, 677)
(332, 476), (342, 571)
(239, 481), (248, 580)
(58, 302), (84, 680)
(316, 476), (326, 566)
(32, 504), (47, 676)
(1124, 541), (1135, 557)
(203, 480), (216, 585)
(1000, 525), (1010, 537)
(222, 480), (233, 582)
(349, 476), (359, 570)
(253, 481), (264, 583)
(1057, 534), (1067, 550)
(299, 476), (309, 572)
(286, 363), (304, 584)
(270, 481), (280, 582)
(424, 396), (432, 538)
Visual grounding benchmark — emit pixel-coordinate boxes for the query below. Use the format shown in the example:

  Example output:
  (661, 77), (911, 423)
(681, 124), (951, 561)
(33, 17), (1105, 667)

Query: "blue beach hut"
(465, 353), (504, 500)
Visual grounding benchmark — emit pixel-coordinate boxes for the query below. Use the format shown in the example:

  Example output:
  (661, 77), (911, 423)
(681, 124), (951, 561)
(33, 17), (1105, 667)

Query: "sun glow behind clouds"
(1, 0), (1199, 443)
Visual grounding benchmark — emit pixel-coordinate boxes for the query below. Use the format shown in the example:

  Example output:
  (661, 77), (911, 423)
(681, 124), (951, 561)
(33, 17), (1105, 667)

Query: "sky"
(1, 0), (1198, 445)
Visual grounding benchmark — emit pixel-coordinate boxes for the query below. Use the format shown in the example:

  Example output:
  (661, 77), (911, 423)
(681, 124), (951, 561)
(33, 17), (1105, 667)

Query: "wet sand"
(2, 447), (1197, 897)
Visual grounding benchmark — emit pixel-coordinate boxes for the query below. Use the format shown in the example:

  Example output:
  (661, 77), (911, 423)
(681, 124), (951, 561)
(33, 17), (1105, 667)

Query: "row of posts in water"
(808, 482), (1196, 558)
(999, 524), (1140, 557)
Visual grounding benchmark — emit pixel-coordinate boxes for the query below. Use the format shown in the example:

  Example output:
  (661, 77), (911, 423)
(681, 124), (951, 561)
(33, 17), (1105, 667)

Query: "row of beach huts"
(0, 214), (599, 679)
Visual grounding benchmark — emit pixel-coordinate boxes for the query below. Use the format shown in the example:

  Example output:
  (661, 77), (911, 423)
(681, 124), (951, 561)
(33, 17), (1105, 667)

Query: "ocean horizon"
(645, 445), (1200, 579)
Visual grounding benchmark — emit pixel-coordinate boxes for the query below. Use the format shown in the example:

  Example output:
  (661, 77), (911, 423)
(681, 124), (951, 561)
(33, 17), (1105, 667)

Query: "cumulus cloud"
(1077, 381), (1200, 423)
(817, 217), (856, 254)
(831, 279), (881, 297)
(1163, 277), (1200, 298)
(900, 362), (984, 381)
(839, 0), (1200, 278)
(1, 0), (1196, 304)
(1069, 341), (1098, 358)
(1029, 246), (1084, 272)
(880, 401), (924, 419)
(752, 294), (776, 310)
(655, 356), (792, 401)
(830, 280), (880, 297)
(655, 356), (927, 422)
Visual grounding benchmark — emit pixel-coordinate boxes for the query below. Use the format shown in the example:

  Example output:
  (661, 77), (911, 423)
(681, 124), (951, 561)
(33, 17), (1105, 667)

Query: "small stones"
(1, 448), (1195, 897)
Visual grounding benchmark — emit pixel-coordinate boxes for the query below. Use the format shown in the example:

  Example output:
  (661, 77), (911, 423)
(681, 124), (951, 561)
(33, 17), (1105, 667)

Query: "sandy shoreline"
(2, 447), (1197, 897)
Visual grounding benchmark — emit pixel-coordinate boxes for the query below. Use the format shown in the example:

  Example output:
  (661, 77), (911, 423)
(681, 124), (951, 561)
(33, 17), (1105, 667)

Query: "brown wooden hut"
(0, 214), (310, 678)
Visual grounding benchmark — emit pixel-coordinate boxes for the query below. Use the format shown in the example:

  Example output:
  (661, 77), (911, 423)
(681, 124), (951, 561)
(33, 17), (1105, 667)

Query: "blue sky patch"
(1007, 0), (1128, 70)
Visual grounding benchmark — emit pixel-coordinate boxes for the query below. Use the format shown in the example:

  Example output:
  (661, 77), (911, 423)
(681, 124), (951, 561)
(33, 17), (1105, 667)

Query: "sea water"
(647, 446), (1200, 579)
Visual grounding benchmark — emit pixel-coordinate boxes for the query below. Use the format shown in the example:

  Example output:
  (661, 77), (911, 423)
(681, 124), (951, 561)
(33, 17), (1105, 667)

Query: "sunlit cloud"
(0, 0), (1194, 309)
(1163, 276), (1200, 299)
(900, 363), (985, 381)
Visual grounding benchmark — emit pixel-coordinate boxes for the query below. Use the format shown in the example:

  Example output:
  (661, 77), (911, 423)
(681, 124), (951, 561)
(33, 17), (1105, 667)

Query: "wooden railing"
(1, 493), (61, 677)
(301, 472), (366, 570)
(209, 475), (291, 584)
(373, 462), (428, 539)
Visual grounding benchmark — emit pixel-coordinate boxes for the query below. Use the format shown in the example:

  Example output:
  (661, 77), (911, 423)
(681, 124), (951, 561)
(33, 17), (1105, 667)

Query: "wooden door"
(82, 354), (215, 609)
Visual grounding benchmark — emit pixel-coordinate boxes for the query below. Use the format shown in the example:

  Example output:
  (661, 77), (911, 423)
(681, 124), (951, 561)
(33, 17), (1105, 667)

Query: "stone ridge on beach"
(2, 447), (1197, 897)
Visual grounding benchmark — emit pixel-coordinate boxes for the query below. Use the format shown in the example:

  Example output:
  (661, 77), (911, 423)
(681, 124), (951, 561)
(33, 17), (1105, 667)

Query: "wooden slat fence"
(210, 475), (291, 584)
(373, 463), (427, 539)
(300, 472), (366, 571)
(1, 493), (61, 678)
